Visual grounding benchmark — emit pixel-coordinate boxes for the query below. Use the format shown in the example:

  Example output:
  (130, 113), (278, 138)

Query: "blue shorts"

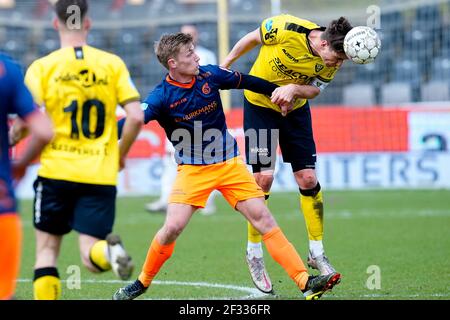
(33, 176), (116, 239)
(244, 98), (317, 173)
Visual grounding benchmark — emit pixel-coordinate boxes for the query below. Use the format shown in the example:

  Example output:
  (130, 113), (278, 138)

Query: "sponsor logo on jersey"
(174, 101), (218, 122)
(264, 28), (278, 42)
(281, 48), (299, 63)
(265, 19), (273, 31)
(55, 68), (109, 87)
(170, 97), (188, 109)
(269, 57), (311, 82)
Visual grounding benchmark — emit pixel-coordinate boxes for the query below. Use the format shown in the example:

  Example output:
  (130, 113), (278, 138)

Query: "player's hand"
(119, 156), (126, 171)
(279, 103), (294, 117)
(271, 84), (297, 112)
(9, 118), (28, 146)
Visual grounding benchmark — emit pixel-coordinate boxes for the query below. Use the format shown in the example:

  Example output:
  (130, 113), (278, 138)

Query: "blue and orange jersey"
(142, 65), (243, 165)
(0, 54), (36, 214)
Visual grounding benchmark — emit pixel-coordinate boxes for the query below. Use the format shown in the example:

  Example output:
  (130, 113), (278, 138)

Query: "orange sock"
(0, 214), (22, 300)
(262, 227), (309, 290)
(138, 237), (175, 287)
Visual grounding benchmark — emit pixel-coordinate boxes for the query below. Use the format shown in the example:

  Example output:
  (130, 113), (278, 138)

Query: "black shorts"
(33, 176), (116, 239)
(244, 98), (317, 173)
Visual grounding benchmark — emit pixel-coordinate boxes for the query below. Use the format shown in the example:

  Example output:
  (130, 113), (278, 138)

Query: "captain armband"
(309, 77), (330, 92)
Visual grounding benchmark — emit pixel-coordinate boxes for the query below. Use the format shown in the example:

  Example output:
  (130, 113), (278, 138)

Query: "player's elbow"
(40, 128), (54, 144)
(29, 113), (54, 144)
(128, 111), (144, 127)
(126, 106), (145, 127)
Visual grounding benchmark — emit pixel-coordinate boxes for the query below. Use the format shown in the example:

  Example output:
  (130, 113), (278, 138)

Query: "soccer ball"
(343, 26), (381, 64)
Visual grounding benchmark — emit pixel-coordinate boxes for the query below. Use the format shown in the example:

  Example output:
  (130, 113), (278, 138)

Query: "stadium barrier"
(14, 105), (450, 198)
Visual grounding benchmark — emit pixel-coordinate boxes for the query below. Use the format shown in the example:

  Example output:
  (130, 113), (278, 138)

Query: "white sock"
(309, 240), (324, 258)
(247, 242), (263, 258)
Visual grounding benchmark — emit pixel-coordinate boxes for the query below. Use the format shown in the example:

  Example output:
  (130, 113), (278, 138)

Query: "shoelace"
(249, 257), (266, 281)
(316, 256), (335, 274)
(127, 281), (143, 293)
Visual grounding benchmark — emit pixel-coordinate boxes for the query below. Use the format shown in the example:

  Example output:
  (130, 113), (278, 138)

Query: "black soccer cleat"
(112, 279), (147, 300)
(302, 272), (341, 300)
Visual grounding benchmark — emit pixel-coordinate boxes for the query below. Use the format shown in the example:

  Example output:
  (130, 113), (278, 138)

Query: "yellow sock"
(33, 267), (61, 300)
(300, 190), (324, 241)
(89, 240), (111, 271)
(247, 192), (270, 244)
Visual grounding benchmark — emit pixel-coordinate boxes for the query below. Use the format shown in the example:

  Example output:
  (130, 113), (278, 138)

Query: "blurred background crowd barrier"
(3, 0), (450, 196)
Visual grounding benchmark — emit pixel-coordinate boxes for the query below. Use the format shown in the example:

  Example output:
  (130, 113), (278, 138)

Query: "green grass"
(15, 190), (450, 300)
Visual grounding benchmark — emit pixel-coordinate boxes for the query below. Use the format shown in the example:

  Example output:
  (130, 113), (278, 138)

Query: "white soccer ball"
(343, 26), (381, 64)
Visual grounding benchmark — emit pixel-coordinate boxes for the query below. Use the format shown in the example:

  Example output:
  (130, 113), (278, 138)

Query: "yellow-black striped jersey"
(244, 14), (339, 112)
(25, 45), (140, 185)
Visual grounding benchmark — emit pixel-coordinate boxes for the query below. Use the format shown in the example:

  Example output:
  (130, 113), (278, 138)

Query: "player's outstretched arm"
(271, 84), (320, 112)
(237, 73), (278, 96)
(221, 28), (261, 68)
(118, 101), (144, 169)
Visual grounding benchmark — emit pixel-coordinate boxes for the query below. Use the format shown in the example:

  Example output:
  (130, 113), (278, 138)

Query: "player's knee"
(164, 223), (185, 239)
(260, 214), (277, 233)
(252, 207), (277, 234)
(255, 173), (274, 192)
(295, 172), (317, 189)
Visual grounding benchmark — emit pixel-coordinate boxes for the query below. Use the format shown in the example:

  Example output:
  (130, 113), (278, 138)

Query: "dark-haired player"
(17, 0), (144, 299)
(222, 14), (353, 293)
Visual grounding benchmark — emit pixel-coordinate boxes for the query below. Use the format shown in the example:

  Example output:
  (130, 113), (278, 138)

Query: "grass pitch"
(14, 190), (450, 300)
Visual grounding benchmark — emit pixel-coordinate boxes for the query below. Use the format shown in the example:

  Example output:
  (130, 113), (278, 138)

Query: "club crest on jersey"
(315, 64), (324, 73)
(202, 82), (211, 95)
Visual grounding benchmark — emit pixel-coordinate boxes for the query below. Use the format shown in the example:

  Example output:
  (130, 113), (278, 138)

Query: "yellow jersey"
(244, 14), (339, 112)
(25, 45), (140, 185)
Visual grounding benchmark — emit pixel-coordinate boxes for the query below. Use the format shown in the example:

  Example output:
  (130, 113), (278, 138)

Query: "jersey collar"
(166, 75), (196, 89)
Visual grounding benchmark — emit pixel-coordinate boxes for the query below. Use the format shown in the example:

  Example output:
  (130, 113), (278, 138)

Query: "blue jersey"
(0, 55), (36, 214)
(142, 65), (243, 165)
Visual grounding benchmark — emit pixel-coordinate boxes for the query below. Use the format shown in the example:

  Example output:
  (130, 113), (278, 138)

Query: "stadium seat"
(430, 56), (450, 80)
(391, 59), (422, 87)
(420, 80), (450, 102)
(380, 11), (404, 45)
(353, 60), (386, 87)
(380, 82), (413, 105)
(342, 84), (376, 106)
(415, 4), (441, 24)
(87, 29), (108, 49)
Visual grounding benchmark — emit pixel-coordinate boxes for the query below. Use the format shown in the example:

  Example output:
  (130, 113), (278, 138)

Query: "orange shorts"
(169, 156), (264, 209)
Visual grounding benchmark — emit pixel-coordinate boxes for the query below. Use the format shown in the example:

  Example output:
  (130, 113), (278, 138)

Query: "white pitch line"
(17, 278), (449, 299)
(17, 278), (267, 300)
(330, 293), (450, 299)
